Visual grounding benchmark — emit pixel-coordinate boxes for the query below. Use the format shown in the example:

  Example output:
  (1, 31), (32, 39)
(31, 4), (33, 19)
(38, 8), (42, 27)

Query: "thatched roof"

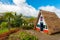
(34, 10), (60, 34)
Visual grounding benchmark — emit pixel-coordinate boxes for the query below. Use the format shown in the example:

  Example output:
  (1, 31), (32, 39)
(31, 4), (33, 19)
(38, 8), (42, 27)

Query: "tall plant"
(4, 12), (14, 29)
(11, 13), (24, 27)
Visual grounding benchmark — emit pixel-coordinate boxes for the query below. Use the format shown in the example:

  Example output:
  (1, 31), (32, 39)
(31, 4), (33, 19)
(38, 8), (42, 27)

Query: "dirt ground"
(25, 30), (60, 40)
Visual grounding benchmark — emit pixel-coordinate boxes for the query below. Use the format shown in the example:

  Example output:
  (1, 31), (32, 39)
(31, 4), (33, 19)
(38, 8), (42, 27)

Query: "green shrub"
(0, 22), (8, 29)
(8, 31), (38, 40)
(22, 34), (38, 40)
(10, 17), (24, 27)
(19, 32), (38, 40)
(0, 28), (9, 34)
(22, 25), (33, 30)
(22, 24), (34, 30)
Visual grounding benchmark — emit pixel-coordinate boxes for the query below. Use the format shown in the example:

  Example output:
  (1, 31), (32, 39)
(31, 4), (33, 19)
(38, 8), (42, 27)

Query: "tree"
(4, 12), (14, 29)
(11, 13), (24, 27)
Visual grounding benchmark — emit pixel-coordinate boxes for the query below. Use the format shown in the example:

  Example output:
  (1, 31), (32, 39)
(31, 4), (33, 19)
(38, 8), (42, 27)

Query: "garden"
(0, 12), (38, 40)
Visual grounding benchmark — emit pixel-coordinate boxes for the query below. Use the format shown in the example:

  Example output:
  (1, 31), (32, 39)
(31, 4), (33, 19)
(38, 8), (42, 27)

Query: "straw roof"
(34, 10), (60, 34)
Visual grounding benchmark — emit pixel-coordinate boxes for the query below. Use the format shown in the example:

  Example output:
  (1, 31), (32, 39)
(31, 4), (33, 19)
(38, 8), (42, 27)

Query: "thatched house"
(34, 10), (60, 34)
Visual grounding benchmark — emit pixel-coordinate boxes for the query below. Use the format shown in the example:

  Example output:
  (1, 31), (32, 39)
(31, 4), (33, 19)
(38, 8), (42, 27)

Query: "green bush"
(22, 25), (33, 30)
(22, 34), (38, 40)
(0, 28), (9, 34)
(19, 32), (38, 40)
(10, 15), (24, 27)
(0, 22), (8, 29)
(10, 20), (23, 27)
(8, 31), (38, 40)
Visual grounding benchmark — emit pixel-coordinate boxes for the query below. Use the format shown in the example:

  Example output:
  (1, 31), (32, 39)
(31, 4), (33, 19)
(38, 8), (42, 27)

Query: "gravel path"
(25, 30), (60, 40)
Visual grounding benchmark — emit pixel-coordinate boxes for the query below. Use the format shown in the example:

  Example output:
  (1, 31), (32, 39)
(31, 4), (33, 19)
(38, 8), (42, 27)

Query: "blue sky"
(0, 0), (13, 4)
(26, 0), (60, 9)
(0, 0), (60, 9)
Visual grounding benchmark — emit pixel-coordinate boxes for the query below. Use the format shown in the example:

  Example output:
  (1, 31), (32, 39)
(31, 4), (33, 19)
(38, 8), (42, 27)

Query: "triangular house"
(34, 10), (60, 34)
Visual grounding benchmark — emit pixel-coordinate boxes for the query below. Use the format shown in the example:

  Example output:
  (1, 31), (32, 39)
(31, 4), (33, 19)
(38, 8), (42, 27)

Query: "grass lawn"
(0, 28), (18, 34)
(0, 28), (9, 34)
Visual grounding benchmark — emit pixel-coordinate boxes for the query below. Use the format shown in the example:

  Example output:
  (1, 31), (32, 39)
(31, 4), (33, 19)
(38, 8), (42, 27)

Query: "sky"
(0, 0), (60, 17)
(27, 0), (60, 9)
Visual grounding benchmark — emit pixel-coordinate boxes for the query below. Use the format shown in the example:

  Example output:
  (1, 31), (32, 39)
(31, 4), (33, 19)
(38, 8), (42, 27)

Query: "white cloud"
(0, 4), (20, 12)
(39, 5), (60, 18)
(1, 0), (60, 18)
(40, 6), (56, 12)
(13, 0), (26, 5)
(0, 0), (39, 17)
